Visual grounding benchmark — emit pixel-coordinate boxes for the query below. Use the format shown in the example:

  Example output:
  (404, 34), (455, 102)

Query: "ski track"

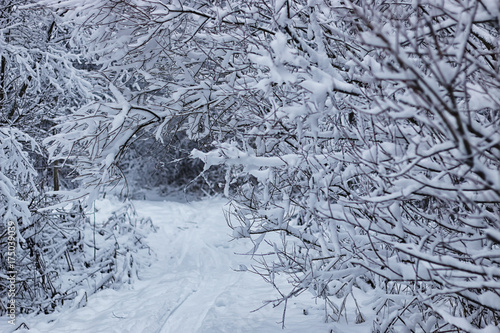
(2, 197), (340, 333)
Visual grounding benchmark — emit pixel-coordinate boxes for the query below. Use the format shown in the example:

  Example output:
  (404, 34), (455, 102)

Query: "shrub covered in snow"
(0, 1), (155, 316)
(212, 1), (500, 331)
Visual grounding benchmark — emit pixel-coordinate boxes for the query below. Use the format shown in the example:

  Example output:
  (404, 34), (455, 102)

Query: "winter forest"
(0, 0), (499, 332)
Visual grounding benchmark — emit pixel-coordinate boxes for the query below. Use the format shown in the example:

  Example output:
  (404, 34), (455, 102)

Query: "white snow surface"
(1, 197), (346, 333)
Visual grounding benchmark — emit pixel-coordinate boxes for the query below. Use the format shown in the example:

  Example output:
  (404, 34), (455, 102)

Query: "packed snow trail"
(1, 197), (358, 333)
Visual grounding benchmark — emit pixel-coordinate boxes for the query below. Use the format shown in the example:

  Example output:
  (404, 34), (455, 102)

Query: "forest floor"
(1, 196), (369, 333)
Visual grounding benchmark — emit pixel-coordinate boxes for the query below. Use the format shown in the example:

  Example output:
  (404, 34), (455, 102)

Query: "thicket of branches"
(3, 0), (499, 331)
(210, 1), (500, 331)
(189, 1), (499, 330)
(0, 1), (155, 316)
(117, 130), (223, 198)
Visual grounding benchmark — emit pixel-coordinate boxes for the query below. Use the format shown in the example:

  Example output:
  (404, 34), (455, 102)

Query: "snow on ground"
(1, 196), (364, 333)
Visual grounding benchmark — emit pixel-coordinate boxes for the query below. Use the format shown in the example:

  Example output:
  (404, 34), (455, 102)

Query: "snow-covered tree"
(44, 0), (230, 197)
(203, 1), (500, 331)
(0, 0), (86, 314)
(45, 0), (499, 330)
(1, 1), (155, 316)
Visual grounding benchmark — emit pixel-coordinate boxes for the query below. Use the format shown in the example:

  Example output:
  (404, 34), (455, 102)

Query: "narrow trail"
(5, 198), (333, 333)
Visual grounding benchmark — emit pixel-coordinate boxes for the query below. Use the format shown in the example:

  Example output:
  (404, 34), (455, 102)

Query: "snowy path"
(2, 198), (335, 333)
